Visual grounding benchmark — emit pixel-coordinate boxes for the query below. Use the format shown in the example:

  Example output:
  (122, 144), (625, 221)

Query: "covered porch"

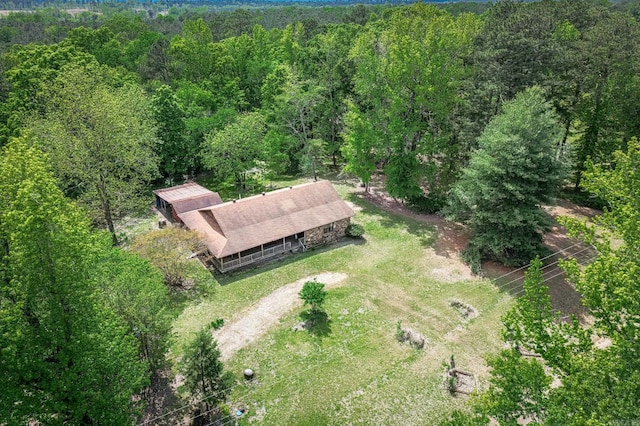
(207, 234), (306, 273)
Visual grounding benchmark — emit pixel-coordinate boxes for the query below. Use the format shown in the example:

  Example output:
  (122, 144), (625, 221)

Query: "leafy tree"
(169, 18), (214, 83)
(304, 24), (359, 167)
(138, 37), (172, 83)
(341, 101), (382, 192)
(446, 87), (565, 270)
(1, 43), (95, 142)
(301, 138), (326, 182)
(152, 84), (193, 179)
(345, 4), (481, 210)
(0, 136), (148, 424)
(221, 27), (279, 110)
(28, 63), (159, 244)
(180, 329), (234, 415)
(570, 10), (640, 189)
(462, 140), (640, 425)
(66, 26), (123, 68)
(93, 247), (173, 372)
(299, 280), (327, 314)
(476, 347), (551, 426)
(201, 111), (267, 189)
(264, 67), (326, 177)
(130, 227), (205, 289)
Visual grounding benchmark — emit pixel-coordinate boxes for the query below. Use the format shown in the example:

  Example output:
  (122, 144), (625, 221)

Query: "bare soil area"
(214, 272), (348, 361)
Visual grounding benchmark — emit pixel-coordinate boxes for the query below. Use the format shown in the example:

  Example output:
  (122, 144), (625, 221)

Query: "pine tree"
(180, 329), (234, 415)
(446, 87), (565, 270)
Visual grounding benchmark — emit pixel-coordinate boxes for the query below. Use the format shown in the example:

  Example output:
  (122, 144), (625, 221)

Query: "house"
(153, 182), (223, 224)
(156, 180), (355, 272)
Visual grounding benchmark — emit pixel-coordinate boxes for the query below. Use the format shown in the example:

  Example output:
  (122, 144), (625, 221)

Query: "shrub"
(131, 227), (205, 288)
(210, 318), (224, 330)
(345, 223), (365, 238)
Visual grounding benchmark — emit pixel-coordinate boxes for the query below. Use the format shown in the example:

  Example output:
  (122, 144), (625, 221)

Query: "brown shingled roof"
(153, 182), (223, 213)
(178, 180), (354, 258)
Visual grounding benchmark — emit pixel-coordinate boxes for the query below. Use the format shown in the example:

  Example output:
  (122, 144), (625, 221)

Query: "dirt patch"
(358, 177), (475, 284)
(214, 272), (348, 360)
(140, 369), (183, 425)
(359, 176), (597, 321)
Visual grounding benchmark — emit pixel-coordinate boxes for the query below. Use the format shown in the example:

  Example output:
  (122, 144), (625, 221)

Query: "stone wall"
(305, 218), (351, 248)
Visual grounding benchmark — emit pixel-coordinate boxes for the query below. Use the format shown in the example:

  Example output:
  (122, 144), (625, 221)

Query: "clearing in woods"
(155, 178), (592, 425)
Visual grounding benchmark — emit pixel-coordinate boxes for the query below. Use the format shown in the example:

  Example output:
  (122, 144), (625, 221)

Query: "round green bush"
(345, 223), (365, 238)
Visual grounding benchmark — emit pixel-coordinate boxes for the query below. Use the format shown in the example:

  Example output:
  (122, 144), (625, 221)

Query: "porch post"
(282, 237), (285, 250)
(261, 244), (264, 257)
(220, 256), (224, 272)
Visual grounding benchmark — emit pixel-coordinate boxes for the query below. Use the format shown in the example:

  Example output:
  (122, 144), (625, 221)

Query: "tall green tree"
(0, 43), (95, 143)
(180, 329), (234, 415)
(264, 67), (326, 177)
(0, 136), (148, 424)
(458, 140), (640, 425)
(28, 63), (159, 244)
(304, 24), (359, 167)
(152, 84), (193, 180)
(93, 248), (173, 372)
(570, 11), (640, 189)
(345, 4), (481, 210)
(446, 87), (565, 270)
(201, 111), (267, 189)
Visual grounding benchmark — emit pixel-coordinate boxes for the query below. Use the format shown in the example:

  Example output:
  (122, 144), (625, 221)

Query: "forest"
(1, 0), (640, 424)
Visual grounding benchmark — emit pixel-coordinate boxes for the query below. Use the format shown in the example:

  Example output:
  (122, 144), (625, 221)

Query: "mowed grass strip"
(170, 182), (512, 424)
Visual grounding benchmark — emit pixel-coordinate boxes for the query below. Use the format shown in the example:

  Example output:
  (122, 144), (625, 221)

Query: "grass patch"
(168, 180), (511, 424)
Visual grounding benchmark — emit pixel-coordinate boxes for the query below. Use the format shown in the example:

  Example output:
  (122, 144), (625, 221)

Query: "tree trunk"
(97, 179), (118, 245)
(575, 71), (608, 191)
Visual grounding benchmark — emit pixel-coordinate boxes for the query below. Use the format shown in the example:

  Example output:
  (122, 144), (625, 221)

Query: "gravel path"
(214, 272), (348, 360)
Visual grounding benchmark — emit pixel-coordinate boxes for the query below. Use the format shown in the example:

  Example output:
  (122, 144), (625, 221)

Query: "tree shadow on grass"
(299, 309), (332, 338)
(345, 192), (437, 248)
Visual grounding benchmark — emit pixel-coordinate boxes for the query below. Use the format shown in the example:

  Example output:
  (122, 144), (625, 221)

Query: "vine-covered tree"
(446, 87), (565, 270)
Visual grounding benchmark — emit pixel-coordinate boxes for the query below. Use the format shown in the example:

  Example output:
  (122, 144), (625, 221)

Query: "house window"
(323, 223), (334, 235)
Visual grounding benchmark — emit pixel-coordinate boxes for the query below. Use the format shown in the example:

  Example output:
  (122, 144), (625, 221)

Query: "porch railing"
(216, 241), (292, 272)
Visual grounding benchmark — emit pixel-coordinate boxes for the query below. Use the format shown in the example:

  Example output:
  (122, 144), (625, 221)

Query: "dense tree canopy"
(2, 1), (640, 420)
(0, 137), (149, 423)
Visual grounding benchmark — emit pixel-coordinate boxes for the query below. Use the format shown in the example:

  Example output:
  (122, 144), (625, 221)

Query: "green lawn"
(170, 180), (511, 425)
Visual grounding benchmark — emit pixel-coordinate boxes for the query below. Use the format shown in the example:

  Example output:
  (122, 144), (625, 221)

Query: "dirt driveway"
(214, 272), (348, 360)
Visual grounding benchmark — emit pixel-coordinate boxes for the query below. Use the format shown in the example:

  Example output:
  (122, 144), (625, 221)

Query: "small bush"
(395, 320), (426, 349)
(299, 280), (327, 313)
(210, 318), (224, 330)
(345, 223), (365, 238)
(395, 320), (405, 342)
